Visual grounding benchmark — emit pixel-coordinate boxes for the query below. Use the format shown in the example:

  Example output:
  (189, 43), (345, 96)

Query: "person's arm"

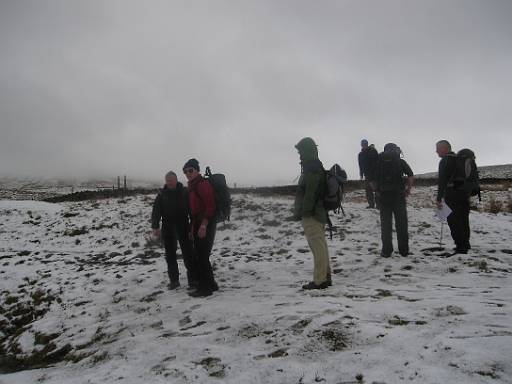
(405, 176), (414, 196)
(402, 159), (414, 196)
(436, 157), (450, 204)
(151, 193), (162, 236)
(368, 149), (379, 180)
(302, 172), (322, 218)
(370, 159), (380, 190)
(358, 152), (364, 179)
(196, 181), (216, 238)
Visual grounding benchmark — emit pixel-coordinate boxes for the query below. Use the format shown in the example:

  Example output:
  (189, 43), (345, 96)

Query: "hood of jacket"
(295, 137), (318, 163)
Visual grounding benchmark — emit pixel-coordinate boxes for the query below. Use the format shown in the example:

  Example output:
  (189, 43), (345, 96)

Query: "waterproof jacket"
(188, 175), (216, 228)
(358, 146), (379, 179)
(436, 151), (458, 202)
(294, 138), (327, 224)
(151, 182), (189, 231)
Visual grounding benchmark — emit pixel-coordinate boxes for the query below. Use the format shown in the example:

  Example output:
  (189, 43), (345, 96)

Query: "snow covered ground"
(1, 188), (511, 384)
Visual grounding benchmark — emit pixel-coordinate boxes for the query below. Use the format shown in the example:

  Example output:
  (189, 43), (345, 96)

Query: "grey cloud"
(1, 0), (511, 184)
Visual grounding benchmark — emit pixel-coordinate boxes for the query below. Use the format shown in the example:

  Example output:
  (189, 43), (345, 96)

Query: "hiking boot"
(302, 281), (329, 290)
(187, 280), (199, 290)
(188, 289), (213, 298)
(366, 205), (374, 209)
(168, 281), (180, 290)
(211, 281), (219, 292)
(380, 252), (391, 258)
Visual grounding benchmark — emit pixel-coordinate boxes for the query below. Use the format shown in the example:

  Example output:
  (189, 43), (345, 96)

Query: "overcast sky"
(1, 0), (511, 186)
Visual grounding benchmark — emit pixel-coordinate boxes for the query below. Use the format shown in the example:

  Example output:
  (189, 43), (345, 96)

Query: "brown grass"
(488, 195), (503, 214)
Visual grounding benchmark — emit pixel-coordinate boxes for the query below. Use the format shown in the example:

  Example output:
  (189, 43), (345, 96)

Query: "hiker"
(151, 171), (196, 290)
(183, 158), (219, 297)
(293, 137), (331, 290)
(435, 140), (471, 254)
(373, 143), (414, 257)
(358, 139), (379, 209)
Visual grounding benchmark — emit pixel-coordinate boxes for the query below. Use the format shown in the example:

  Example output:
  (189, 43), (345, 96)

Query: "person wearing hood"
(151, 171), (196, 290)
(293, 137), (331, 290)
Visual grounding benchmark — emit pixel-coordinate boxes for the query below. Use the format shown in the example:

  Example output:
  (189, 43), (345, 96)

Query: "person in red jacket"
(183, 158), (219, 297)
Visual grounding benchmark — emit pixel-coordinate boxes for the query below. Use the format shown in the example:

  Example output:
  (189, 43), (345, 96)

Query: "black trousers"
(444, 189), (471, 251)
(193, 222), (217, 292)
(365, 179), (377, 208)
(379, 191), (409, 256)
(162, 225), (196, 284)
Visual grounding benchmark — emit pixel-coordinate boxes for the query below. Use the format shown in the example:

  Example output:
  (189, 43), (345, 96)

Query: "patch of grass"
(89, 351), (109, 365)
(268, 348), (288, 358)
(62, 212), (79, 218)
(34, 332), (60, 345)
(5, 296), (18, 305)
(375, 289), (392, 298)
(388, 316), (410, 326)
(476, 370), (499, 379)
(469, 260), (489, 272)
(320, 329), (348, 351)
(64, 227), (89, 236)
(238, 324), (261, 339)
(0, 344), (72, 373)
(262, 219), (281, 227)
(488, 195), (503, 214)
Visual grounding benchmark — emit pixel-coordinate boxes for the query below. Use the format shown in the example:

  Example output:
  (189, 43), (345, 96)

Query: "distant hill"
(415, 163), (512, 179)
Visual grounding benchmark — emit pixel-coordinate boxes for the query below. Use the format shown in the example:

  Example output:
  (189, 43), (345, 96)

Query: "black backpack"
(324, 164), (347, 213)
(449, 149), (481, 200)
(204, 166), (231, 222)
(377, 151), (403, 192)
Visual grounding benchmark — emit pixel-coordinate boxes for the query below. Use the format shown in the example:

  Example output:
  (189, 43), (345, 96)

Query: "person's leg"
(455, 191), (471, 252)
(162, 228), (179, 287)
(176, 224), (197, 287)
(365, 179), (375, 208)
(192, 222), (217, 294)
(379, 194), (393, 257)
(394, 194), (409, 256)
(302, 217), (330, 285)
(445, 190), (464, 252)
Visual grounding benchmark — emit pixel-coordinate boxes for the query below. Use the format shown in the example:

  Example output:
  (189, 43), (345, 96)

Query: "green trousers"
(302, 217), (330, 285)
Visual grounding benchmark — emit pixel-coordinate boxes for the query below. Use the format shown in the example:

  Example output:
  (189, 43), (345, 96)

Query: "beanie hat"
(183, 158), (200, 172)
(361, 139), (369, 146)
(383, 143), (398, 152)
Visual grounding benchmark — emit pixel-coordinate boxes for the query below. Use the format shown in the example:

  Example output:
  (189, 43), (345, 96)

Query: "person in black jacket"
(373, 143), (414, 257)
(436, 140), (471, 254)
(358, 139), (379, 208)
(151, 171), (196, 289)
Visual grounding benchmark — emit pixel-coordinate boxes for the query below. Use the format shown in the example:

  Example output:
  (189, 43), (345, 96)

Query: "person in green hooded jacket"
(293, 137), (331, 290)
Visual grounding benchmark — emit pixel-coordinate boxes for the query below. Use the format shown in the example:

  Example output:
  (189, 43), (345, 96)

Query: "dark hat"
(183, 158), (200, 171)
(383, 143), (398, 152)
(361, 139), (369, 146)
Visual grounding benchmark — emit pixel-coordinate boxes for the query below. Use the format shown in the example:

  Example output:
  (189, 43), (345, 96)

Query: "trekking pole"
(439, 222), (444, 246)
